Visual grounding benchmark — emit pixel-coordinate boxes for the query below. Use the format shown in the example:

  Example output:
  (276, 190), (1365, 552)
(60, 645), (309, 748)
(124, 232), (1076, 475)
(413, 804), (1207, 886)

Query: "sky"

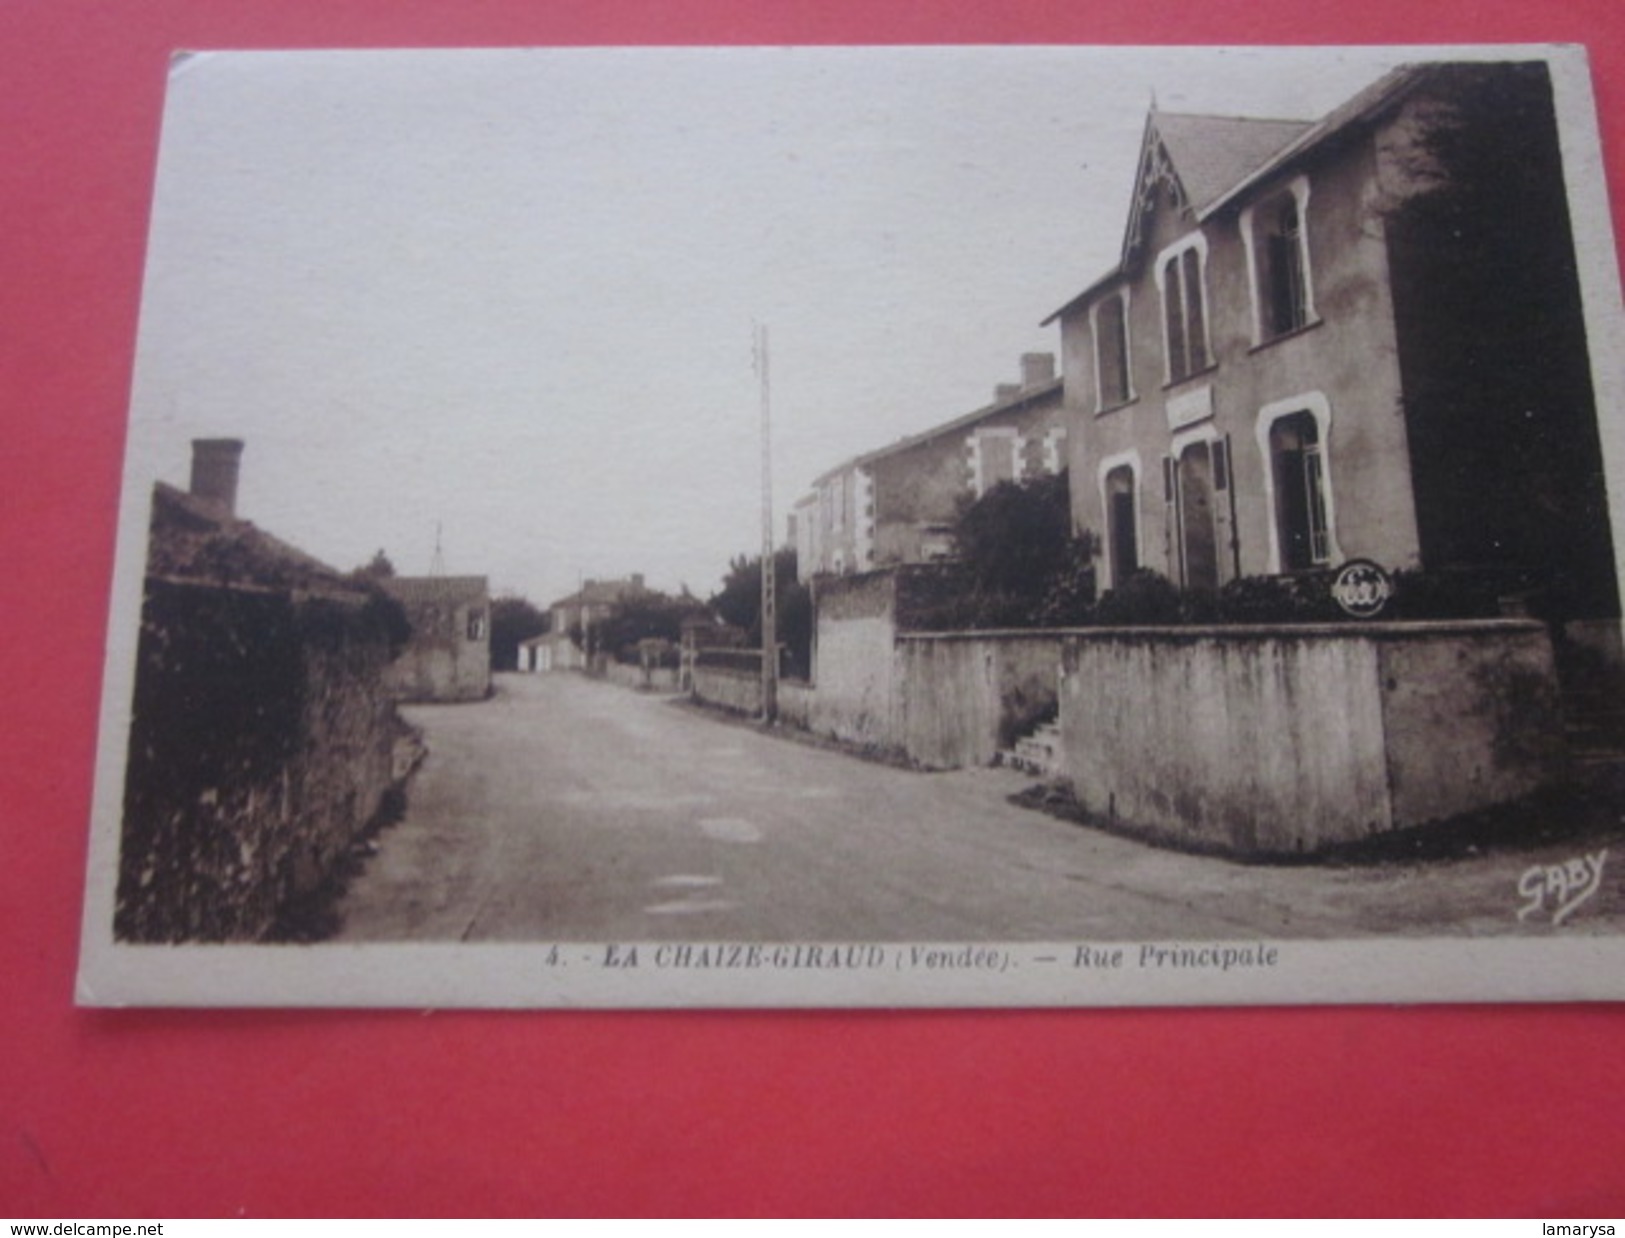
(122, 44), (1422, 605)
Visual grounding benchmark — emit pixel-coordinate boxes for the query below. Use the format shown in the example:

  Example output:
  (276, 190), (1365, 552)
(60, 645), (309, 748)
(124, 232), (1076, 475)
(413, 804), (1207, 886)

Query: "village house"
(525, 574), (649, 672)
(379, 575), (492, 702)
(1048, 60), (1618, 654)
(117, 439), (412, 941)
(797, 354), (1068, 578)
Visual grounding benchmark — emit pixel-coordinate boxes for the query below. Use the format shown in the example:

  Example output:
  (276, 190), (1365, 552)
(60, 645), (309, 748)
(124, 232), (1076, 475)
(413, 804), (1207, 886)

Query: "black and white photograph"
(76, 43), (1625, 1007)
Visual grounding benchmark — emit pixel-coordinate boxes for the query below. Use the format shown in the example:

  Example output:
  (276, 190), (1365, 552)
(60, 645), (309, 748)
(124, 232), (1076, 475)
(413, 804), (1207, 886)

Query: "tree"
(489, 595), (548, 671)
(355, 549), (396, 579)
(709, 548), (811, 678)
(954, 470), (1073, 597)
(595, 589), (707, 663)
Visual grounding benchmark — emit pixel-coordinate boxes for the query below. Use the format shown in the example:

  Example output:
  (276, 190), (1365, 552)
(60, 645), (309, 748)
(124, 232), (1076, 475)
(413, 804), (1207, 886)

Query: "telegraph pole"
(755, 322), (778, 723)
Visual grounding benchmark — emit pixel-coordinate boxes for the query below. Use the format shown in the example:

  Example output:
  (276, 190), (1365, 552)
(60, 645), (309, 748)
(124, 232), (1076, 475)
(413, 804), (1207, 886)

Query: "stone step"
(1001, 722), (1063, 777)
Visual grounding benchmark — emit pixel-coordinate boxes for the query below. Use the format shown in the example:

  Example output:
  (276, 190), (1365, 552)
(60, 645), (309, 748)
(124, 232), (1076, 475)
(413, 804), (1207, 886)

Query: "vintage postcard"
(77, 43), (1625, 1006)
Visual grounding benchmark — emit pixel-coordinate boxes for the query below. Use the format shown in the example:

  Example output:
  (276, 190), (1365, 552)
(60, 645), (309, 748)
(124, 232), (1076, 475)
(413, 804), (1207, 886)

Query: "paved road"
(334, 672), (1625, 941)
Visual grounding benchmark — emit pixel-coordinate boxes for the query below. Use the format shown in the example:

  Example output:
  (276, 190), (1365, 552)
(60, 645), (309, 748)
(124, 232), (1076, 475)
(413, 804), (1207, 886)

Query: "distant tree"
(595, 589), (708, 663)
(489, 595), (548, 671)
(355, 549), (396, 579)
(709, 548), (811, 677)
(954, 471), (1073, 597)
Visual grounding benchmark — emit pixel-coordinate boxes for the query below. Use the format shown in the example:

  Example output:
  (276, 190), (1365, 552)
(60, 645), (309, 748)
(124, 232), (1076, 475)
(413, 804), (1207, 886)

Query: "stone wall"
(691, 663), (762, 716)
(115, 577), (405, 942)
(896, 631), (1065, 768)
(1057, 619), (1563, 855)
(604, 660), (679, 692)
(808, 569), (901, 749)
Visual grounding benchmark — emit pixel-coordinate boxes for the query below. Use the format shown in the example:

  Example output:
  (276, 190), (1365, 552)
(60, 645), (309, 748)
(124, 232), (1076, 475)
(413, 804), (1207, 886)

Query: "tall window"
(1094, 292), (1131, 410)
(1264, 198), (1307, 336)
(1270, 411), (1330, 570)
(1245, 178), (1316, 345)
(1105, 464), (1140, 585)
(971, 429), (1020, 497)
(1161, 243), (1209, 383)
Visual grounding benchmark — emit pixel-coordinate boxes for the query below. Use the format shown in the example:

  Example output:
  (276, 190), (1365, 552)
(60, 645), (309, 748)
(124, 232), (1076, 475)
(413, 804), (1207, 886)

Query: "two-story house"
(798, 354), (1068, 577)
(529, 574), (648, 671)
(1048, 60), (1617, 647)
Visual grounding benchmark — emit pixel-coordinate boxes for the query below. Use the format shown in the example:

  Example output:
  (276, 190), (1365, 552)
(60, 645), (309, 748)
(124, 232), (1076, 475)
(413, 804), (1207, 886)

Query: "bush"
(1036, 537), (1099, 626)
(1093, 570), (1183, 625)
(1213, 572), (1342, 623)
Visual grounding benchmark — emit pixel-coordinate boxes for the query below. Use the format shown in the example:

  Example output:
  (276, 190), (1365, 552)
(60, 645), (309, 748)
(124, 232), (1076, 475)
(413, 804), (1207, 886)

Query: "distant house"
(516, 632), (551, 674)
(1046, 61), (1618, 649)
(799, 354), (1068, 577)
(118, 439), (410, 942)
(529, 574), (648, 672)
(380, 576), (492, 702)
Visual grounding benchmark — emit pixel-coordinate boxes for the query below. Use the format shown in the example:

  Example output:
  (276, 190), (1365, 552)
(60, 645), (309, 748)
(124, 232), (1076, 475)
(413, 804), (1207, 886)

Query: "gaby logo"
(1517, 849), (1608, 926)
(1331, 558), (1393, 618)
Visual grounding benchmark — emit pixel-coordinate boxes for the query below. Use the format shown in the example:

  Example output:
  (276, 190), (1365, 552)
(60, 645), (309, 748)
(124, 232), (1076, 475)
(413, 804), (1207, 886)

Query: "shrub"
(1213, 572), (1341, 624)
(1093, 570), (1183, 625)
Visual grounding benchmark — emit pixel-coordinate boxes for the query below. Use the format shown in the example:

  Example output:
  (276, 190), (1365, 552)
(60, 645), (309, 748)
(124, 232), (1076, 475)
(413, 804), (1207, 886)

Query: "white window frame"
(969, 426), (1022, 498)
(1153, 232), (1213, 386)
(1240, 174), (1318, 347)
(1090, 287), (1135, 413)
(1042, 427), (1068, 476)
(1254, 392), (1342, 574)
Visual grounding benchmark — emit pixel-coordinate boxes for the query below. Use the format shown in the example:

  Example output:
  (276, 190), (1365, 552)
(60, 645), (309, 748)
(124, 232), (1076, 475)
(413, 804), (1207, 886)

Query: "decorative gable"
(1119, 111), (1313, 270)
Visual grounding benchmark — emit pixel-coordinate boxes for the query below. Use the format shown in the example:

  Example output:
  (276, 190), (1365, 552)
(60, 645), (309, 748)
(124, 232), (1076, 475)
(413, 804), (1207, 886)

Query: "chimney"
(189, 438), (244, 517)
(631, 573), (645, 591)
(1021, 352), (1056, 388)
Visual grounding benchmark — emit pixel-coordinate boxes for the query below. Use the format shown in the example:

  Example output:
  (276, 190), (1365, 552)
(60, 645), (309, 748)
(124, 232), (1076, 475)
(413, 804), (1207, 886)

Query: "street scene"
(77, 46), (1625, 1007)
(330, 673), (1625, 942)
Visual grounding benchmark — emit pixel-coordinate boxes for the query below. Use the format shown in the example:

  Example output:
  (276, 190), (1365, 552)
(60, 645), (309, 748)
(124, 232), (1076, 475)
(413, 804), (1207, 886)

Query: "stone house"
(1048, 60), (1617, 649)
(529, 575), (648, 671)
(380, 575), (492, 702)
(798, 354), (1068, 578)
(116, 440), (411, 942)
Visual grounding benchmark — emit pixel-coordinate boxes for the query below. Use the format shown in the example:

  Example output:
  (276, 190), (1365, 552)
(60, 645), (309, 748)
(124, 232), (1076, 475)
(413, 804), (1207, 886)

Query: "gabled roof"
(1043, 64), (1435, 327)
(1153, 113), (1314, 216)
(547, 577), (646, 610)
(147, 482), (361, 596)
(1197, 64), (1430, 218)
(380, 575), (489, 606)
(809, 375), (1064, 488)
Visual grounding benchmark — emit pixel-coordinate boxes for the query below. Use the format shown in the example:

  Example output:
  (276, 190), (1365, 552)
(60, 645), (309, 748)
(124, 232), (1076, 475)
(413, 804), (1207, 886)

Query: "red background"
(5, 0), (1625, 1218)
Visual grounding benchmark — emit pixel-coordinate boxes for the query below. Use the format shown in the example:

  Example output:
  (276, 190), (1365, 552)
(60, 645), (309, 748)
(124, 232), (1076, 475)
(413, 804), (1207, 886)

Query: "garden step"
(1000, 722), (1063, 777)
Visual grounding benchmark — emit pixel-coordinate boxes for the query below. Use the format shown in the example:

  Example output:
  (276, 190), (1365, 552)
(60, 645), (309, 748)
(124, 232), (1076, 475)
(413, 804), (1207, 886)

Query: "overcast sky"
(123, 44), (1420, 604)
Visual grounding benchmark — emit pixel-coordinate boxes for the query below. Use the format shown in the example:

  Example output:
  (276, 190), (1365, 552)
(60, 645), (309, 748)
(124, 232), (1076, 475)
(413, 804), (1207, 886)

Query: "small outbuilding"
(380, 575), (492, 702)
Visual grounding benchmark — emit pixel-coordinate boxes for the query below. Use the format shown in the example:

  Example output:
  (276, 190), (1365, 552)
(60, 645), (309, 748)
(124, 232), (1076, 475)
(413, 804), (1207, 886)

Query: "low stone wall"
(604, 660), (679, 692)
(778, 679), (814, 730)
(897, 631), (1064, 769)
(1057, 620), (1563, 855)
(808, 569), (901, 749)
(116, 577), (404, 941)
(691, 663), (763, 716)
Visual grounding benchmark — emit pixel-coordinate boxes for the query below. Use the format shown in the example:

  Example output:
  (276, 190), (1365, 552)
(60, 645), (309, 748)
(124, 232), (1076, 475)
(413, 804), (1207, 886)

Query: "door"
(1176, 441), (1219, 591)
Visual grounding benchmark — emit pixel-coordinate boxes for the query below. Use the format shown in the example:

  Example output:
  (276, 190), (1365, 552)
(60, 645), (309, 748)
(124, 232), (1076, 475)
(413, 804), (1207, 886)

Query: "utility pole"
(755, 322), (778, 723)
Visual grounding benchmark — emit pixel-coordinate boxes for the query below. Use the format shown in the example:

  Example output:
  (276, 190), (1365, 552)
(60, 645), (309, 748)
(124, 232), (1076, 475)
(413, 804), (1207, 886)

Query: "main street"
(333, 673), (1625, 942)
